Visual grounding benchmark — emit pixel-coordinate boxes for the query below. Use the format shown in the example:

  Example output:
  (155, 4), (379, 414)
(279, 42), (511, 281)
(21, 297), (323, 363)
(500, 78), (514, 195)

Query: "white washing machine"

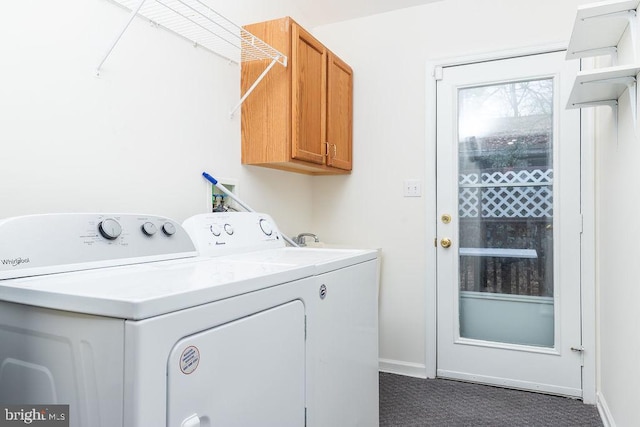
(182, 212), (380, 427)
(0, 213), (320, 426)
(0, 212), (379, 427)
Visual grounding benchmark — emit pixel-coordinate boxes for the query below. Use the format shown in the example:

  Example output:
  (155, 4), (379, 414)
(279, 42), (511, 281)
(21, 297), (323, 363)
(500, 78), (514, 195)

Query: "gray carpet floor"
(379, 373), (603, 427)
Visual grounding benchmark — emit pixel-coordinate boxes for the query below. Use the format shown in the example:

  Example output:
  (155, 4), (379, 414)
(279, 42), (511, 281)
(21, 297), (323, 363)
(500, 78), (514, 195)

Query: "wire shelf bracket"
(97, 0), (287, 115)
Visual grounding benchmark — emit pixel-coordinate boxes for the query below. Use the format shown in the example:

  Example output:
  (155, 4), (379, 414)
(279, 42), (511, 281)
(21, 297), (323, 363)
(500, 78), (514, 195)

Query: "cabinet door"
(291, 23), (326, 165)
(326, 53), (353, 170)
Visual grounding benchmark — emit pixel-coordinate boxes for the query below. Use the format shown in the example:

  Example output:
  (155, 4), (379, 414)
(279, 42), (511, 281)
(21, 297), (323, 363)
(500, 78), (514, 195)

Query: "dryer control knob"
(224, 223), (234, 235)
(162, 222), (177, 236)
(98, 218), (122, 240)
(259, 218), (273, 236)
(141, 222), (157, 236)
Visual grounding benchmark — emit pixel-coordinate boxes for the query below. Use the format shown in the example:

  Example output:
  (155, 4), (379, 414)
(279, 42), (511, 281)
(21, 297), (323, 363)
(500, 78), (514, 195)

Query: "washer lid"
(0, 257), (315, 320)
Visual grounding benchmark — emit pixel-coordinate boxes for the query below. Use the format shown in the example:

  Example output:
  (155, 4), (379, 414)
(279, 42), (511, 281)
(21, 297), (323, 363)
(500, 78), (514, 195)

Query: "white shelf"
(567, 64), (640, 109)
(101, 0), (286, 68)
(566, 0), (639, 60)
(98, 0), (287, 115)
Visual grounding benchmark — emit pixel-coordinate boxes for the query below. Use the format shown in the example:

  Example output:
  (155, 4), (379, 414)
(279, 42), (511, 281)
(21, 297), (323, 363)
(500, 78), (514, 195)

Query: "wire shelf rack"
(100, 0), (286, 69)
(98, 0), (287, 115)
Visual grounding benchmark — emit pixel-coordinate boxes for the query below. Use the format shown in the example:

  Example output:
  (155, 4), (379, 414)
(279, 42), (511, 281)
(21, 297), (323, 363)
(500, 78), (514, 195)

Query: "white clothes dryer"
(0, 213), (322, 427)
(182, 212), (380, 427)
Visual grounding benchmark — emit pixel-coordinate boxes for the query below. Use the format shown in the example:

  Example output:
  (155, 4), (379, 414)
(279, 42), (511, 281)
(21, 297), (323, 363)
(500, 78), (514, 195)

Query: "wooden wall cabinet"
(241, 17), (353, 175)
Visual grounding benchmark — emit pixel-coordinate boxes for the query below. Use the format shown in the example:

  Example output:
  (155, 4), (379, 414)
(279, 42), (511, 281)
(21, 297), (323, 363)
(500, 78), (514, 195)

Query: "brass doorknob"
(440, 238), (452, 248)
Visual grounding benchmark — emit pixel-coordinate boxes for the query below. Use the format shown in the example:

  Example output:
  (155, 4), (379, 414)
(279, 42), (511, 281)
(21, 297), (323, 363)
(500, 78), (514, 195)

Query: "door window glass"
(458, 79), (554, 347)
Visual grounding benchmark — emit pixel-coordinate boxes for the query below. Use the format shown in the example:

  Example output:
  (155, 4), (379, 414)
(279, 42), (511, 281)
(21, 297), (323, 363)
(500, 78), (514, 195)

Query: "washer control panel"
(0, 213), (197, 280)
(182, 212), (285, 257)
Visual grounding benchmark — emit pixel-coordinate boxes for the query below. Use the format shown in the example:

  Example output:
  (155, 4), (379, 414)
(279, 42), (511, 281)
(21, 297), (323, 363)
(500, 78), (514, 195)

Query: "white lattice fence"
(459, 169), (553, 218)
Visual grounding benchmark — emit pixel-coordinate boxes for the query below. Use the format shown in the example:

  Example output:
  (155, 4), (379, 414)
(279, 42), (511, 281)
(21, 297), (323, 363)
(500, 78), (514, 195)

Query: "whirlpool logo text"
(0, 257), (30, 267)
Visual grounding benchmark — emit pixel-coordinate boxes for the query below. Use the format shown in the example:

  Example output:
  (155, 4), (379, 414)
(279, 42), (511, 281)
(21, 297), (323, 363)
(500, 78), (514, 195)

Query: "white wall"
(592, 24), (640, 426)
(0, 0), (314, 238)
(312, 0), (585, 375)
(594, 100), (640, 427)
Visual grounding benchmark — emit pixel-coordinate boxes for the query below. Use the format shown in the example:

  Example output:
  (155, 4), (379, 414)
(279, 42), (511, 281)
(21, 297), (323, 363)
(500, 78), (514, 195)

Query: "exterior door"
(436, 51), (583, 397)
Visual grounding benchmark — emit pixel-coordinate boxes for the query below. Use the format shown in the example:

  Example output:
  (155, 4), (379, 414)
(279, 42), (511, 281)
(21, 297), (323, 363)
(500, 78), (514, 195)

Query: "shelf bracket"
(581, 9), (637, 65)
(581, 75), (637, 129)
(96, 0), (148, 76)
(580, 76), (636, 86)
(229, 56), (281, 118)
(571, 100), (618, 108)
(573, 100), (621, 141)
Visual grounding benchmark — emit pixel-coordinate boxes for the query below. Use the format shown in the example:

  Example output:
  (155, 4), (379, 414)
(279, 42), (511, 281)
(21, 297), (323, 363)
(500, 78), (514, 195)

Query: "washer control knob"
(141, 222), (157, 236)
(224, 223), (234, 235)
(98, 218), (122, 240)
(162, 222), (177, 236)
(259, 218), (273, 236)
(210, 224), (222, 237)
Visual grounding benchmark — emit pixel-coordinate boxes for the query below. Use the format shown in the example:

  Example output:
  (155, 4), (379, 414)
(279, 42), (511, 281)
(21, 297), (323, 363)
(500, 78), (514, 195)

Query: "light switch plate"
(404, 179), (422, 197)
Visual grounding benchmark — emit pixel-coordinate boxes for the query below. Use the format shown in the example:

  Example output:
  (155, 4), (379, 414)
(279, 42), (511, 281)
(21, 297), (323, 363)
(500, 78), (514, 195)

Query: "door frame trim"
(424, 44), (596, 404)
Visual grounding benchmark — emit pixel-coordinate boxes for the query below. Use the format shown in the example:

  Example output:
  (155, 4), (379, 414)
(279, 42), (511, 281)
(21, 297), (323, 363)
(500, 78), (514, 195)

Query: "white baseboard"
(597, 392), (615, 427)
(379, 358), (427, 378)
